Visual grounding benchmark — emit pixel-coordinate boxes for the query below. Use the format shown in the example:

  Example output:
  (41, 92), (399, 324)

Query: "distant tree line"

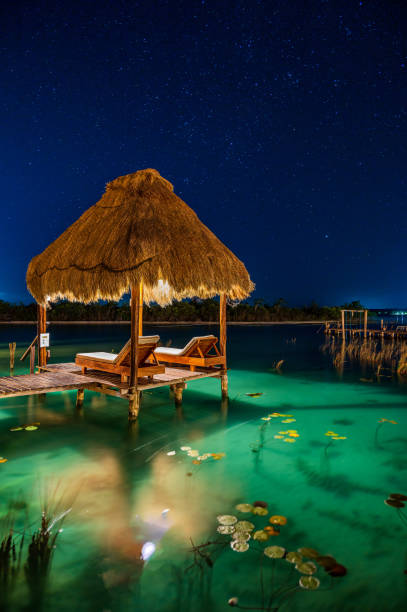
(0, 298), (366, 323)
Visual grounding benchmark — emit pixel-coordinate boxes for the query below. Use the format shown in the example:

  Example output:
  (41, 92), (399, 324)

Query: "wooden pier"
(0, 363), (222, 404)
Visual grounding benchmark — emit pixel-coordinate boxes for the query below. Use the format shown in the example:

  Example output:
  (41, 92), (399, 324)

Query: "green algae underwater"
(0, 323), (406, 611)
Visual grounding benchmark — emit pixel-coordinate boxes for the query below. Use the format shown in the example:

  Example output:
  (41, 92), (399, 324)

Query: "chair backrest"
(181, 335), (219, 357)
(116, 336), (160, 367)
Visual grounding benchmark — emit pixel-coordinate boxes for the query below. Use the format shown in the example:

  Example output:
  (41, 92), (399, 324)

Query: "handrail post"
(37, 303), (47, 369)
(219, 293), (228, 399)
(129, 284), (141, 419)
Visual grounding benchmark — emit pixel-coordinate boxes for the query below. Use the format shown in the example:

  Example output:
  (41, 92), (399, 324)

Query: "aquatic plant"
(0, 521), (24, 610)
(216, 500), (347, 610)
(9, 422), (40, 432)
(322, 336), (407, 380)
(374, 418), (397, 448)
(384, 493), (407, 527)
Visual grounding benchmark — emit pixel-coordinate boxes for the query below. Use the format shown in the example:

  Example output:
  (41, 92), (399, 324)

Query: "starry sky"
(1, 0), (407, 307)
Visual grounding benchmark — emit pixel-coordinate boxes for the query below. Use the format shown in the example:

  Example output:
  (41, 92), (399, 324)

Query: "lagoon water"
(0, 323), (406, 611)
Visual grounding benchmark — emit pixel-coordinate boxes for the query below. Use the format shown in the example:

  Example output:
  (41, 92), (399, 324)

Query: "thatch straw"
(26, 169), (254, 305)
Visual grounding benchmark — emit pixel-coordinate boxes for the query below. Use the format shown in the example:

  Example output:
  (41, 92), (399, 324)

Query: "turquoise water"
(0, 324), (406, 611)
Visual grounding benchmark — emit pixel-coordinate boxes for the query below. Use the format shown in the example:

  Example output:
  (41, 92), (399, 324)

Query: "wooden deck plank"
(0, 362), (221, 399)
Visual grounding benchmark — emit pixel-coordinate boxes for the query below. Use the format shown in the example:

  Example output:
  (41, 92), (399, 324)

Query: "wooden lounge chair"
(75, 335), (165, 382)
(154, 335), (225, 371)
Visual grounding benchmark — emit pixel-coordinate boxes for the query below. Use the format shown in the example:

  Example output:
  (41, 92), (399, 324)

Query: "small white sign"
(40, 333), (50, 348)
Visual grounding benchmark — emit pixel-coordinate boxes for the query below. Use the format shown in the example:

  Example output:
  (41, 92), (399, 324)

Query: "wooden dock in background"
(0, 362), (221, 401)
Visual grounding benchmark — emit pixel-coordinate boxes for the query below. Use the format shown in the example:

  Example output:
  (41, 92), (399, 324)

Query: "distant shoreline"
(0, 320), (326, 326)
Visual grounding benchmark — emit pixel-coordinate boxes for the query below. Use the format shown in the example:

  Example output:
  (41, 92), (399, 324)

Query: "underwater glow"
(141, 541), (156, 561)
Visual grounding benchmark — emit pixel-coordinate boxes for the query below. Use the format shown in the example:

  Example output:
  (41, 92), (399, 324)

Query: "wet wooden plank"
(0, 362), (222, 399)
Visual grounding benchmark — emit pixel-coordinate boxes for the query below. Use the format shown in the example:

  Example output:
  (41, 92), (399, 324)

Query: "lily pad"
(0, 457), (8, 463)
(217, 525), (235, 535)
(217, 515), (238, 526)
(389, 493), (407, 501)
(253, 530), (269, 542)
(235, 503), (253, 513)
(253, 500), (268, 508)
(384, 498), (404, 508)
(298, 547), (319, 559)
(246, 393), (263, 398)
(232, 531), (251, 542)
(9, 426), (24, 432)
(286, 551), (303, 564)
(25, 426), (38, 431)
(252, 506), (268, 516)
(188, 450), (199, 457)
(234, 520), (255, 532)
(299, 576), (320, 590)
(264, 546), (285, 558)
(296, 561), (317, 575)
(269, 515), (287, 526)
(327, 563), (347, 577)
(180, 446), (191, 451)
(230, 540), (249, 552)
(315, 555), (337, 570)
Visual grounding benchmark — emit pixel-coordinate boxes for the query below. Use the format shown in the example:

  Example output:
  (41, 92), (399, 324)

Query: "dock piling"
(29, 345), (36, 374)
(9, 342), (16, 373)
(128, 390), (141, 420)
(76, 388), (85, 409)
(173, 382), (186, 406)
(221, 373), (228, 399)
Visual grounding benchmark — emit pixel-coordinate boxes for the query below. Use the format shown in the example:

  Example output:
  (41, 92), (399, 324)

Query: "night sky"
(2, 0), (407, 307)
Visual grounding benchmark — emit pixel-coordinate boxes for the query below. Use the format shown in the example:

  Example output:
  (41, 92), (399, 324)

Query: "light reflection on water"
(0, 324), (406, 611)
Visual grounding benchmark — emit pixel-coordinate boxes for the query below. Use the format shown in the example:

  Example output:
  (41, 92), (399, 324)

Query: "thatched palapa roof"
(26, 169), (254, 305)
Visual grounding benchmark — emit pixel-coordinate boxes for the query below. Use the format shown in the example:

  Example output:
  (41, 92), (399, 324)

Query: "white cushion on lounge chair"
(154, 347), (183, 356)
(76, 351), (117, 362)
(77, 336), (161, 363)
(155, 335), (217, 357)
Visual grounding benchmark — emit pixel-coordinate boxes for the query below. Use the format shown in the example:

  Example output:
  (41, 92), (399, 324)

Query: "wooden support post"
(139, 281), (144, 337)
(29, 345), (36, 374)
(76, 388), (85, 409)
(173, 382), (185, 406)
(341, 310), (345, 338)
(364, 309), (368, 339)
(219, 294), (228, 398)
(9, 342), (16, 372)
(128, 390), (141, 420)
(129, 284), (141, 419)
(37, 303), (47, 368)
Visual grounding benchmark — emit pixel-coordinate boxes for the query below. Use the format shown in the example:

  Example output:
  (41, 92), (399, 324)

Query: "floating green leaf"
(235, 503), (253, 513)
(217, 515), (238, 526)
(232, 531), (251, 542)
(253, 530), (269, 542)
(234, 520), (255, 532)
(299, 576), (320, 590)
(286, 551), (302, 564)
(252, 506), (268, 516)
(264, 546), (285, 558)
(217, 525), (235, 535)
(230, 540), (249, 552)
(295, 561), (317, 575)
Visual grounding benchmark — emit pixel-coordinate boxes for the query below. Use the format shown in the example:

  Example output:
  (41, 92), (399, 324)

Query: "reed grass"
(321, 336), (407, 379)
